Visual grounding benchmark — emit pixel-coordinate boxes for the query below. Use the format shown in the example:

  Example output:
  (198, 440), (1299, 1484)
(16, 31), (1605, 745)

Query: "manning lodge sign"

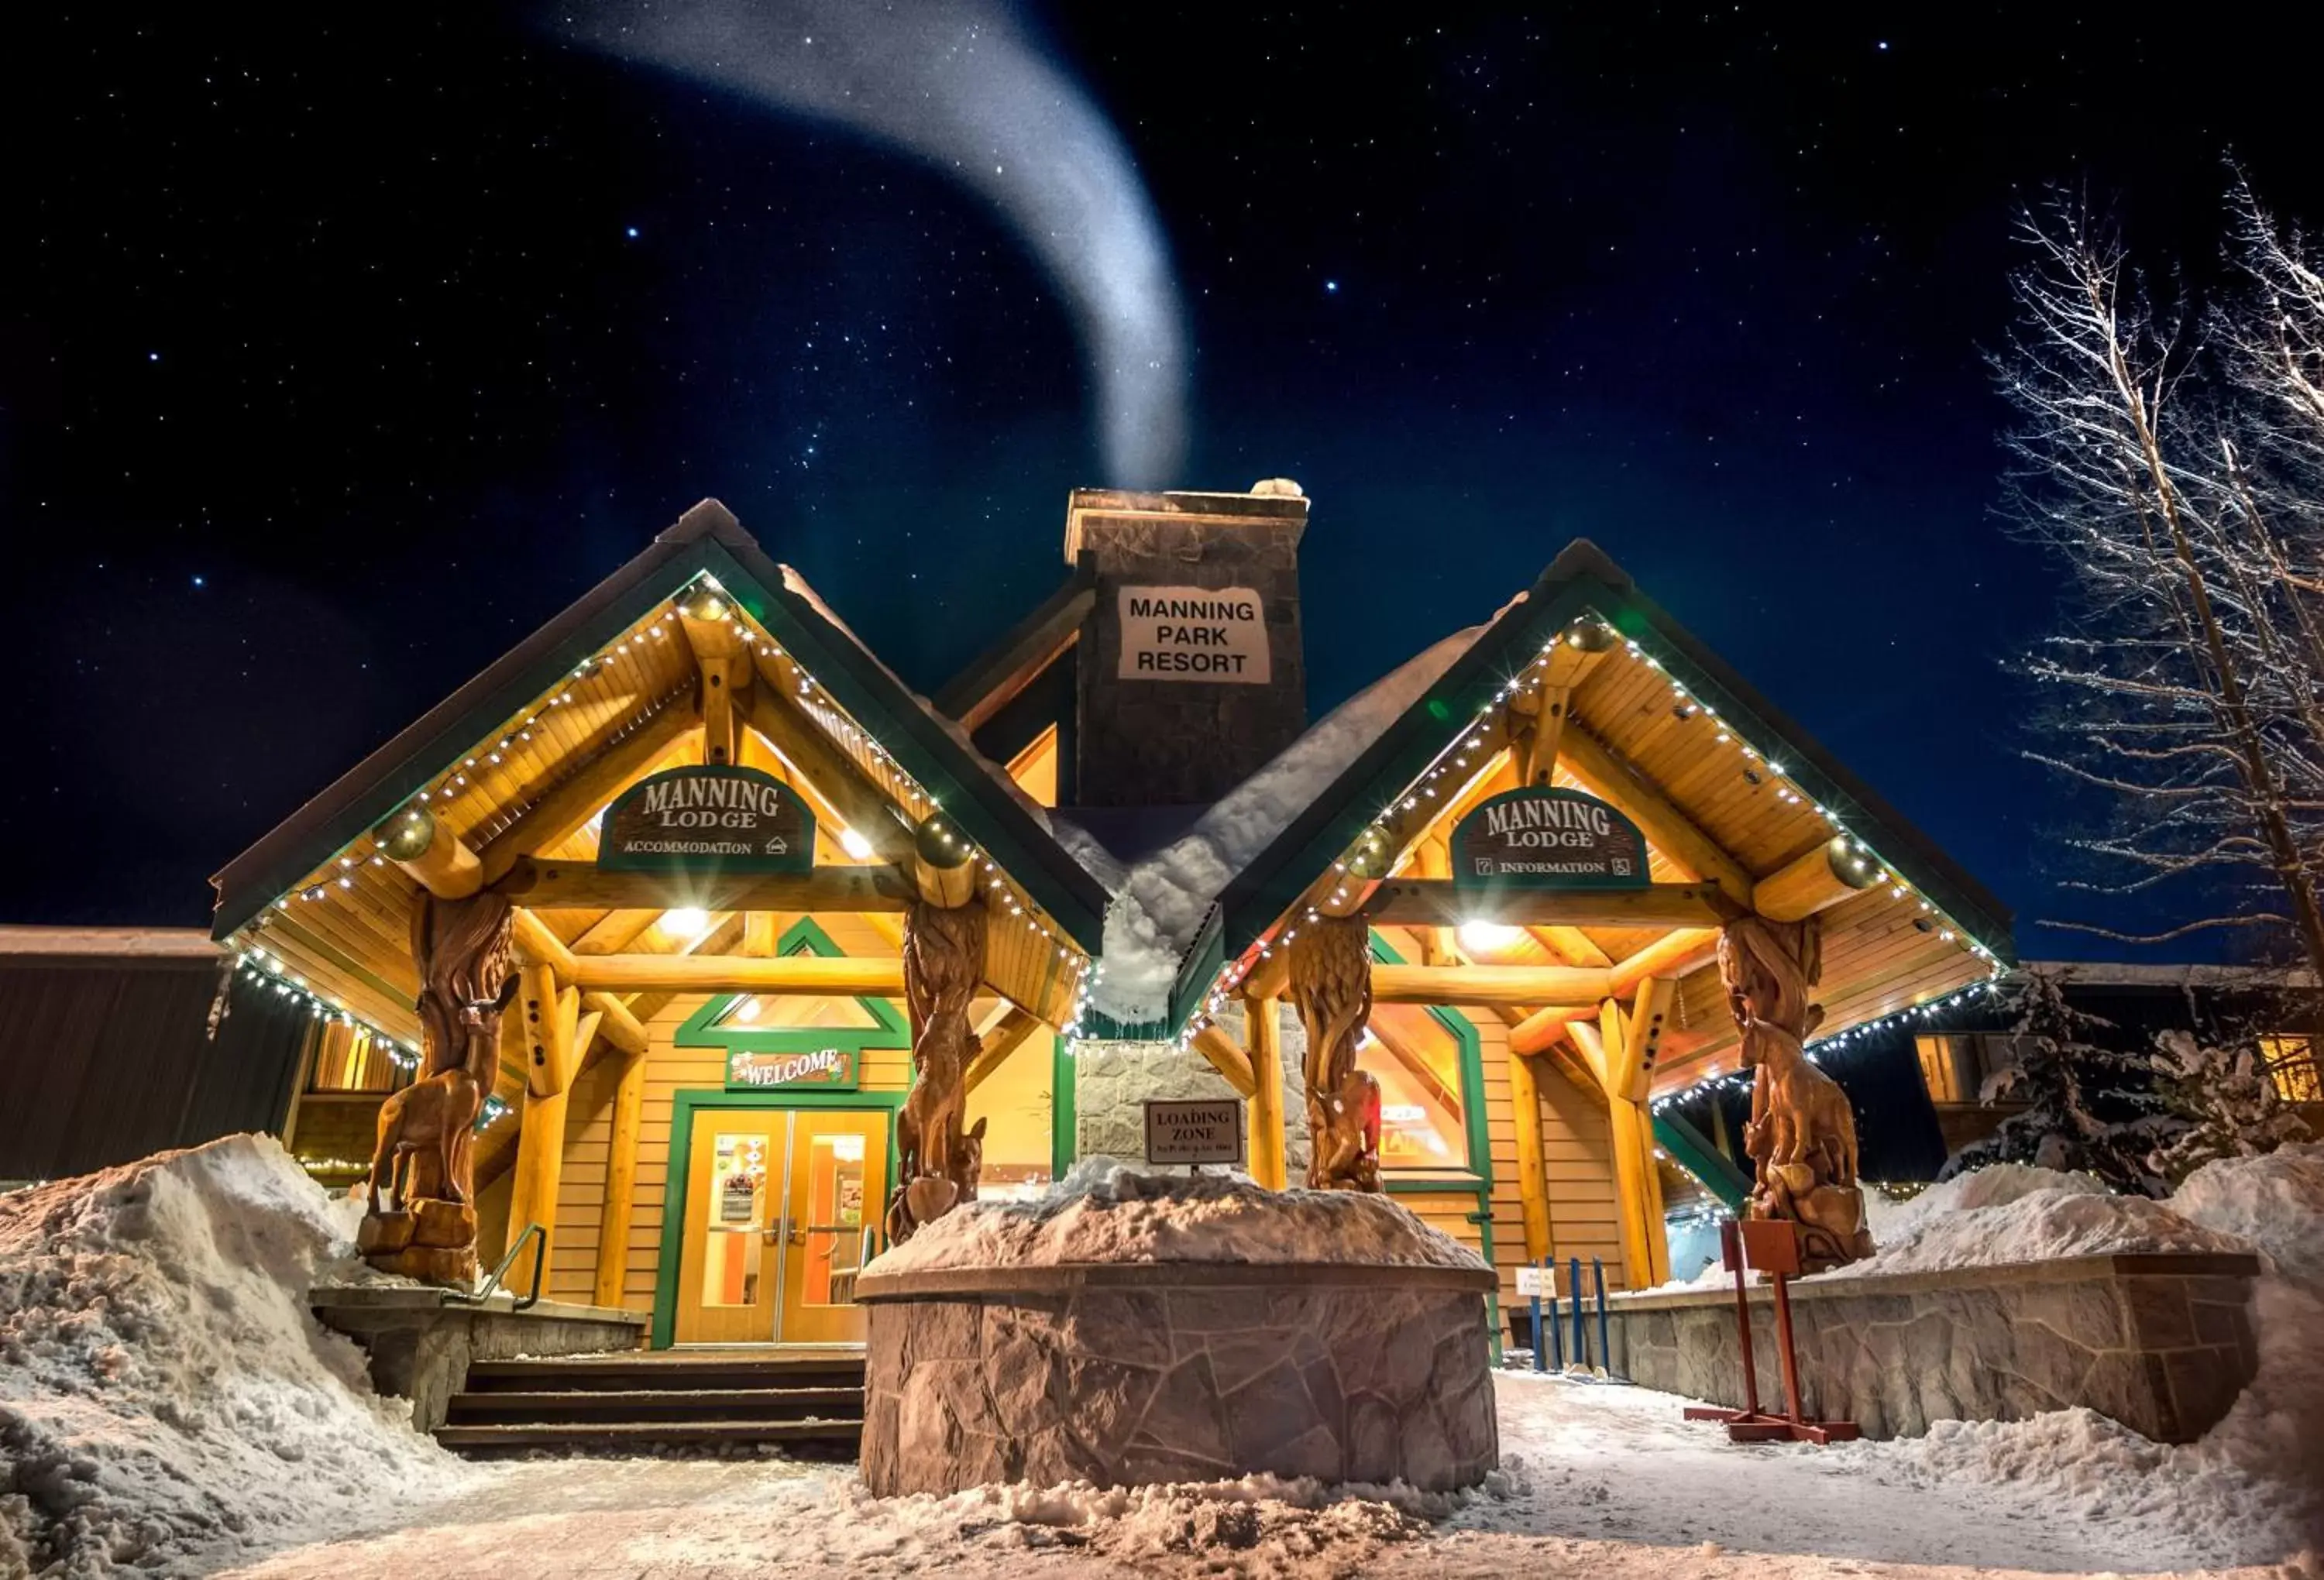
(1452, 787), (1648, 890)
(599, 765), (815, 874)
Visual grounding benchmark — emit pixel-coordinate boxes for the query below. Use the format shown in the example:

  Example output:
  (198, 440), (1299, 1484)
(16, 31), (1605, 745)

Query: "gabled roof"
(211, 501), (1110, 952)
(1166, 539), (2013, 1046)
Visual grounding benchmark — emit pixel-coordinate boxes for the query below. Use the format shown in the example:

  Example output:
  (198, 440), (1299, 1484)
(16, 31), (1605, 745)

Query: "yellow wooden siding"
(1472, 1018), (1630, 1313)
(540, 990), (913, 1310)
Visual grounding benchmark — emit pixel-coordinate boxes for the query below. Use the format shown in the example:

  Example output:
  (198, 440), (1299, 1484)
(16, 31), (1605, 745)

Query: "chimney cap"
(1063, 484), (1309, 562)
(1250, 477), (1305, 498)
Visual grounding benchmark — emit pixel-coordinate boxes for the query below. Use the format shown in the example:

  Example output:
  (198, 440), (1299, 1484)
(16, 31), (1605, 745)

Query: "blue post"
(1593, 1258), (1613, 1378)
(1529, 1255), (1545, 1372)
(1569, 1255), (1587, 1370)
(1549, 1267), (1565, 1369)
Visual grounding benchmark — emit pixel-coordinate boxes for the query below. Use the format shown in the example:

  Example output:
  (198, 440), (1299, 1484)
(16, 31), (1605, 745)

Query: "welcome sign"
(598, 765), (815, 874)
(1116, 586), (1271, 683)
(726, 1045), (858, 1091)
(1452, 788), (1649, 891)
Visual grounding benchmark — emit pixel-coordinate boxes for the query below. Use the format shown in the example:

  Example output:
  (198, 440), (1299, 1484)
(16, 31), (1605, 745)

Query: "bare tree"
(1999, 191), (2324, 979)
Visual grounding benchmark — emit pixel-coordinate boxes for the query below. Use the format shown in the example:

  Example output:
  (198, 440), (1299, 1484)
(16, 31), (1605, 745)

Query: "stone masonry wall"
(1600, 1253), (2260, 1443)
(1071, 1022), (1311, 1178)
(860, 1269), (1498, 1494)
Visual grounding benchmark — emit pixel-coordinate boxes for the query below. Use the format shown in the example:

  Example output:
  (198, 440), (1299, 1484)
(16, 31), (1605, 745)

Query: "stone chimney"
(1066, 480), (1310, 808)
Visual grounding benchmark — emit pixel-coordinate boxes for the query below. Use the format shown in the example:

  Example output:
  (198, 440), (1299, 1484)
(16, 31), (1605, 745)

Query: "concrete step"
(445, 1386), (862, 1424)
(435, 1418), (862, 1456)
(462, 1354), (866, 1394)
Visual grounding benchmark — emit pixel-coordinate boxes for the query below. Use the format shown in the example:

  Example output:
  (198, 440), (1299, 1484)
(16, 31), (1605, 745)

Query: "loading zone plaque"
(1143, 1098), (1247, 1166)
(598, 765), (815, 874)
(1452, 787), (1649, 891)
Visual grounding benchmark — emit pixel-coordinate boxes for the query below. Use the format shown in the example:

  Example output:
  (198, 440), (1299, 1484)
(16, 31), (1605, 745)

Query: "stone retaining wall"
(1598, 1252), (2260, 1442)
(857, 1262), (1498, 1494)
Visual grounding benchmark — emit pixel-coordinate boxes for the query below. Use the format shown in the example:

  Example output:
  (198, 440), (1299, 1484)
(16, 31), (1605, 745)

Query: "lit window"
(1915, 1035), (1964, 1104)
(1357, 1005), (1470, 1170)
(2261, 1035), (2322, 1104)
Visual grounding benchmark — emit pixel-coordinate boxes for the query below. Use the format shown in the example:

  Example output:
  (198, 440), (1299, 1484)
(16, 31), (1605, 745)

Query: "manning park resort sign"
(1116, 586), (1271, 683)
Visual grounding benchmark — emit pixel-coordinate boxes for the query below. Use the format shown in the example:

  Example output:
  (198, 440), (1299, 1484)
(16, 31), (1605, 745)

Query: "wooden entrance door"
(675, 1116), (785, 1344)
(674, 1108), (889, 1345)
(779, 1111), (887, 1345)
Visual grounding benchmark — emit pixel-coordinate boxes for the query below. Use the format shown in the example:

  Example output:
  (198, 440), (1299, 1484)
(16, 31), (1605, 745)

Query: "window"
(2261, 1035), (2322, 1104)
(1913, 1036), (1964, 1104)
(308, 1021), (400, 1093)
(1359, 1002), (1471, 1170)
(706, 991), (882, 1034)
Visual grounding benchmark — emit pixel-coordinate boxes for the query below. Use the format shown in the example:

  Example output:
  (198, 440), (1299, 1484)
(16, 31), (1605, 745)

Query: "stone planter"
(1598, 1251), (2262, 1442)
(855, 1261), (1500, 1495)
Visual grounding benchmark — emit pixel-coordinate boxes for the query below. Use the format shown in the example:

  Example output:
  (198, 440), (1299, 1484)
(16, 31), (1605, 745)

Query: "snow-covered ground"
(208, 1369), (2318, 1579)
(9, 1139), (2322, 1578)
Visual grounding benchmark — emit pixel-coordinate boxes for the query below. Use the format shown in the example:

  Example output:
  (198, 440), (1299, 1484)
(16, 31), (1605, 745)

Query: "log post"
(1597, 998), (1660, 1289)
(507, 963), (579, 1293)
(592, 1046), (648, 1310)
(1288, 914), (1382, 1191)
(1719, 914), (1874, 1272)
(1506, 1046), (1553, 1262)
(1245, 994), (1287, 1190)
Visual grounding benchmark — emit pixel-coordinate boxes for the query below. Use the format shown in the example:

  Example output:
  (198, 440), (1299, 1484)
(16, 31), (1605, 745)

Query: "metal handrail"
(442, 1221), (548, 1311)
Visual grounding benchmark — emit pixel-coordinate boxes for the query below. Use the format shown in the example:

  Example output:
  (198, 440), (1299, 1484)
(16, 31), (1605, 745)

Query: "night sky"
(9, 6), (2319, 952)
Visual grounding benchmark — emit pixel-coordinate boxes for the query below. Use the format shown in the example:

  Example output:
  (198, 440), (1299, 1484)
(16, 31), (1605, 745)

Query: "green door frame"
(651, 1087), (906, 1349)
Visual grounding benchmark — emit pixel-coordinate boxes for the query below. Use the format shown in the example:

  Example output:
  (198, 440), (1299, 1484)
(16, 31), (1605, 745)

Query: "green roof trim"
(211, 503), (1110, 952)
(1169, 541), (2013, 1036)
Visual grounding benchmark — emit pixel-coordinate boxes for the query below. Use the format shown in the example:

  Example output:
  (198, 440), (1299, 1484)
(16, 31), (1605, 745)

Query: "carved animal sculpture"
(1718, 914), (1873, 1269)
(369, 1066), (480, 1212)
(1291, 914), (1384, 1192)
(886, 898), (989, 1241)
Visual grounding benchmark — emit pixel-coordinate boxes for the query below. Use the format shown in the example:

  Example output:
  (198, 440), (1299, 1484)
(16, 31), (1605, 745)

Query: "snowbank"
(864, 1158), (1486, 1276)
(1092, 622), (1494, 1022)
(1811, 1162), (2248, 1281)
(1824, 1149), (2324, 1558)
(0, 1135), (471, 1578)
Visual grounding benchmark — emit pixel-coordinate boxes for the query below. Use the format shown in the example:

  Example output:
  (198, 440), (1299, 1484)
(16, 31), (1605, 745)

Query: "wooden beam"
(477, 703), (698, 884)
(497, 859), (913, 914)
(1755, 836), (1882, 922)
(1190, 1022), (1259, 1098)
(744, 689), (914, 864)
(1241, 945), (1291, 1005)
(1607, 1094), (1670, 1287)
(678, 609), (753, 768)
(565, 951), (902, 995)
(1611, 978), (1676, 1102)
(741, 911), (778, 957)
(1507, 1048), (1553, 1261)
(510, 906), (579, 977)
(1369, 962), (1611, 1007)
(1506, 928), (1717, 1056)
(1558, 724), (1756, 908)
(963, 1007), (1044, 1094)
(580, 991), (648, 1057)
(1365, 880), (1731, 931)
(1245, 995), (1287, 1190)
(1566, 1018), (1611, 1097)
(376, 809), (482, 899)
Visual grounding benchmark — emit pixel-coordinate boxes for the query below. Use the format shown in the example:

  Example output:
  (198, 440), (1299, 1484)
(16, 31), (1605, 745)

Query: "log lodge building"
(211, 486), (2013, 1347)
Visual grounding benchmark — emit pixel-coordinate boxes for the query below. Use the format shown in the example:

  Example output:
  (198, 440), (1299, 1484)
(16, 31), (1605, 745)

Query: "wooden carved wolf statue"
(1717, 914), (1873, 1271)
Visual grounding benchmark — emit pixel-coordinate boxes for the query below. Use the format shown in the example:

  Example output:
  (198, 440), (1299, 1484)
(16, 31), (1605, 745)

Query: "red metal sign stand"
(1683, 1219), (1860, 1444)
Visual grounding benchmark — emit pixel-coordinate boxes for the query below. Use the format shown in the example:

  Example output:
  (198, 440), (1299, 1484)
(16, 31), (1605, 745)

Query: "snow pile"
(865, 1158), (1486, 1276)
(0, 1135), (470, 1577)
(1831, 1147), (2324, 1559)
(1813, 1161), (2248, 1279)
(1093, 622), (1494, 1021)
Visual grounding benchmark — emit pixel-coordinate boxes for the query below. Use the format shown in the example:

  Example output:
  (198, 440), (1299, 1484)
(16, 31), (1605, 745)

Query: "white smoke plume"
(556, 0), (1189, 488)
